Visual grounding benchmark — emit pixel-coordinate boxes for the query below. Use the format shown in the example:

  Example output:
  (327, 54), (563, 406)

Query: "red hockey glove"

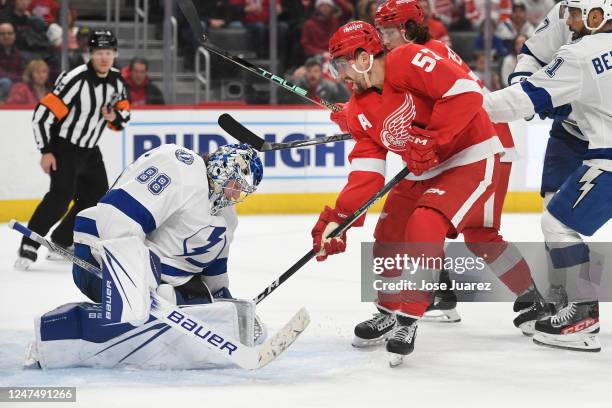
(403, 127), (440, 176)
(330, 103), (349, 133)
(311, 206), (348, 262)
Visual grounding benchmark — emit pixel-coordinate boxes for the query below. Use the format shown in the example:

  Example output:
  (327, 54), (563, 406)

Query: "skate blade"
(352, 334), (390, 348)
(14, 258), (33, 271)
(518, 321), (535, 337)
(388, 352), (405, 367)
(421, 308), (461, 323)
(23, 342), (41, 369)
(45, 254), (69, 262)
(533, 334), (601, 352)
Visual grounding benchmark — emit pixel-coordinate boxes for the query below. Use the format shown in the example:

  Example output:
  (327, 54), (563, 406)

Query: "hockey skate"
(352, 310), (397, 348)
(513, 287), (553, 336)
(422, 270), (461, 323)
(14, 245), (38, 271)
(23, 341), (41, 369)
(387, 316), (418, 367)
(533, 301), (600, 352)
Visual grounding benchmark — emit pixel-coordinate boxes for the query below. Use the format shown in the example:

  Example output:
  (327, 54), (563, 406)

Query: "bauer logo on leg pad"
(166, 310), (239, 355)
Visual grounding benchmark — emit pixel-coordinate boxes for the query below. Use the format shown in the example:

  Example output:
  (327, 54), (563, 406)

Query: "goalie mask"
(207, 144), (263, 214)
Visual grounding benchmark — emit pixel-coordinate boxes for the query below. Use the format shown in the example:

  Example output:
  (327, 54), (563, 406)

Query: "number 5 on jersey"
(411, 49), (442, 73)
(136, 166), (172, 195)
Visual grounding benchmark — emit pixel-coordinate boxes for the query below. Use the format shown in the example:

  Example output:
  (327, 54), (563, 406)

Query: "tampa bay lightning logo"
(178, 226), (227, 268)
(175, 149), (194, 165)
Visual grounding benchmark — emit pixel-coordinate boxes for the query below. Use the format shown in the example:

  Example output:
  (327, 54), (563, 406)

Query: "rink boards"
(0, 106), (551, 221)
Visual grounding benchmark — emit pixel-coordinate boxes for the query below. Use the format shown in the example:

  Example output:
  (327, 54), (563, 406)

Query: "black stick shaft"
(176, 0), (341, 112)
(253, 166), (410, 304)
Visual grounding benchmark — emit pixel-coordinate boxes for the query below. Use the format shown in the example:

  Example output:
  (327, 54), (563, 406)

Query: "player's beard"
(570, 26), (590, 40)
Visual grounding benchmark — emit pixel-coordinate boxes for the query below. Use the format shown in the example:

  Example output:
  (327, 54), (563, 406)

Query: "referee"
(15, 30), (131, 270)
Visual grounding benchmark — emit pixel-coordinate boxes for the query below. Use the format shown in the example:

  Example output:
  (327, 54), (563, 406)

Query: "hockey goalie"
(25, 143), (272, 369)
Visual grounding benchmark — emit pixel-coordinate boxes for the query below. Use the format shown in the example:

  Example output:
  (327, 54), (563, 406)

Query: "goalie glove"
(329, 102), (349, 133)
(402, 127), (440, 176)
(311, 206), (348, 262)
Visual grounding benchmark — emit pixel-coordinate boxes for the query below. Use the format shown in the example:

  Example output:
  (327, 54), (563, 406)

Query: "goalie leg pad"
(96, 237), (161, 326)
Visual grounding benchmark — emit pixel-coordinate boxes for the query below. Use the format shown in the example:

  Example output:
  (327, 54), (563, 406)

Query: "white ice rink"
(1, 214), (611, 408)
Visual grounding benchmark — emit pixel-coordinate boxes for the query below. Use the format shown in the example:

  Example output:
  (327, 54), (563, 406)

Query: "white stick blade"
(256, 307), (310, 369)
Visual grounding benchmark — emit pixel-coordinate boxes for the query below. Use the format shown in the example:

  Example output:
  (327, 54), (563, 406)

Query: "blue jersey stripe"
(520, 44), (547, 67)
(202, 257), (228, 277)
(99, 189), (157, 234)
(74, 216), (99, 237)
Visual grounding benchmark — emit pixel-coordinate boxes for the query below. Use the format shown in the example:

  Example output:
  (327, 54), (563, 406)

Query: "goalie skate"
(533, 302), (601, 352)
(352, 311), (396, 348)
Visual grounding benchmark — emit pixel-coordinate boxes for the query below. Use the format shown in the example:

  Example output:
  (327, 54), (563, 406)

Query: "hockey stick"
(9, 220), (310, 370)
(250, 170), (409, 304)
(176, 0), (341, 112)
(218, 113), (351, 151)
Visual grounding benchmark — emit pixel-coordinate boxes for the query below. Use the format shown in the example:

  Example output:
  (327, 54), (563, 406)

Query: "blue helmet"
(207, 143), (263, 214)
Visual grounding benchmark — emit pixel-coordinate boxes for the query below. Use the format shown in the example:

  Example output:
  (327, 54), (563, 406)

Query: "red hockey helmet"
(375, 0), (425, 28)
(328, 20), (384, 59)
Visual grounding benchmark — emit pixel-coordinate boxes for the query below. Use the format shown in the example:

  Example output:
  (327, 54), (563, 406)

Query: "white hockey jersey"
(74, 144), (237, 291)
(485, 31), (612, 170)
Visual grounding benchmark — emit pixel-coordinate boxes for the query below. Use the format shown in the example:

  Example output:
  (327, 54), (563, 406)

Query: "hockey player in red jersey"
(372, 0), (550, 335)
(312, 20), (505, 365)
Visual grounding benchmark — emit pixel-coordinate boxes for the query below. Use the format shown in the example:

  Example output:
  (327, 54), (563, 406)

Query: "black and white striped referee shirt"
(33, 62), (131, 153)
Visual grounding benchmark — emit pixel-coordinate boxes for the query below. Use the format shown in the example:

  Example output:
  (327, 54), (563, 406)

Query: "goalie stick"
(9, 220), (310, 370)
(176, 0), (341, 112)
(218, 113), (351, 151)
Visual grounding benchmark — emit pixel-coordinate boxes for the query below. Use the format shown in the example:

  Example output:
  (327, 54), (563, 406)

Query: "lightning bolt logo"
(178, 226), (227, 268)
(573, 167), (603, 209)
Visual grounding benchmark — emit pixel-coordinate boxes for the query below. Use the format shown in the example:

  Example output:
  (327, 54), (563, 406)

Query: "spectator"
(474, 21), (508, 60)
(0, 22), (23, 99)
(496, 2), (535, 44)
(429, 0), (460, 28)
(0, 0), (50, 55)
(300, 0), (339, 57)
(68, 26), (90, 69)
(500, 33), (527, 87)
(28, 0), (59, 25)
(239, 0), (288, 59)
(358, 0), (378, 25)
(472, 51), (500, 90)
(464, 0), (511, 29)
(280, 0), (313, 69)
(46, 7), (78, 49)
(121, 57), (165, 106)
(522, 0), (555, 26)
(281, 56), (350, 104)
(419, 0), (451, 45)
(5, 58), (49, 104)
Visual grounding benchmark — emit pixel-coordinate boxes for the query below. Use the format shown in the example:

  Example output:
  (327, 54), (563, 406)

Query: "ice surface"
(1, 214), (610, 408)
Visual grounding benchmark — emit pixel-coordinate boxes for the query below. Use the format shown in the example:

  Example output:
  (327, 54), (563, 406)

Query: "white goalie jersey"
(74, 144), (238, 292)
(485, 31), (612, 170)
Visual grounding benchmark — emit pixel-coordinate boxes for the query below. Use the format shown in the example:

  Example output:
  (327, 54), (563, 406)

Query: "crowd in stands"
(1, 0), (557, 106)
(0, 0), (166, 106)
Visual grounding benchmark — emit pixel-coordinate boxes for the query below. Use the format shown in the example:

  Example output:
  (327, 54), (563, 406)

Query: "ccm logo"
(343, 23), (363, 32)
(425, 188), (445, 196)
(408, 135), (429, 146)
(167, 311), (238, 355)
(561, 318), (598, 334)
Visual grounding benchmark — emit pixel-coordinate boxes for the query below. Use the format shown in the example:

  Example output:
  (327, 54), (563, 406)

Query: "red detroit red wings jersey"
(424, 38), (516, 159)
(333, 43), (503, 223)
